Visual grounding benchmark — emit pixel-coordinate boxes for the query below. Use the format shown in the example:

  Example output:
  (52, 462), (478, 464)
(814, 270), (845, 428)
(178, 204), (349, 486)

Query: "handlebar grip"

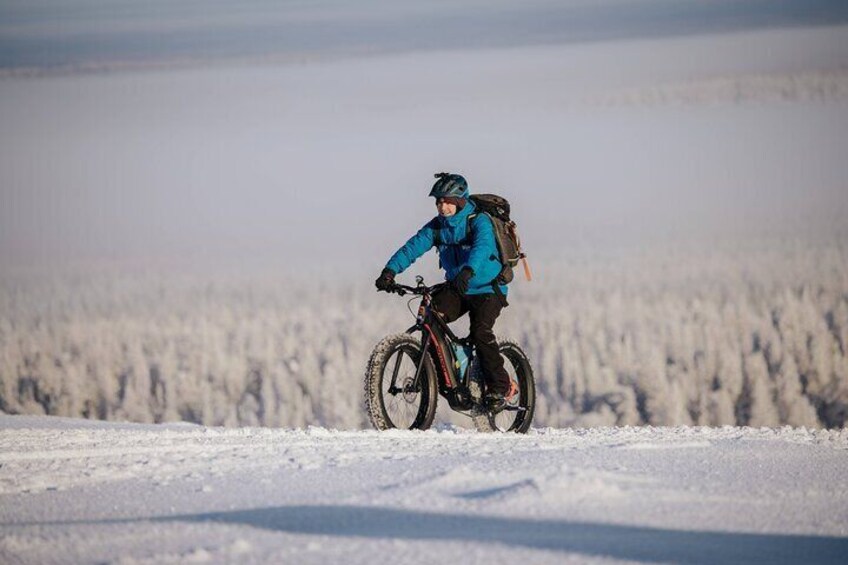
(387, 284), (406, 296)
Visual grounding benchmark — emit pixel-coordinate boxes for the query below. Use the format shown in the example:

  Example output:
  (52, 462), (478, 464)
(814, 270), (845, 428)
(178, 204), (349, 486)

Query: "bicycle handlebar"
(384, 281), (446, 297)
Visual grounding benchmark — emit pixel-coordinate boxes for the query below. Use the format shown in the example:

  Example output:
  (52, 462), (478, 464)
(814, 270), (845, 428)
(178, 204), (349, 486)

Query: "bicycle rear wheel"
(471, 339), (536, 433)
(365, 333), (438, 430)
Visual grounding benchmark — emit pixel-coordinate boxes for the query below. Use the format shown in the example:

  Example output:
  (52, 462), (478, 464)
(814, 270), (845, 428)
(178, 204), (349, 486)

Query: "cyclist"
(375, 172), (517, 411)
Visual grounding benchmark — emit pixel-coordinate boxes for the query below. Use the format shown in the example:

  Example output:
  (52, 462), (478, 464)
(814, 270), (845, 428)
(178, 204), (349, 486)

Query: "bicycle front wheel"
(364, 333), (438, 430)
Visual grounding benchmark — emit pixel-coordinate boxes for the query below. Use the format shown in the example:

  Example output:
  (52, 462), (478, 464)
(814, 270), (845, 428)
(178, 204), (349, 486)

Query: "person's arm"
(385, 220), (437, 275)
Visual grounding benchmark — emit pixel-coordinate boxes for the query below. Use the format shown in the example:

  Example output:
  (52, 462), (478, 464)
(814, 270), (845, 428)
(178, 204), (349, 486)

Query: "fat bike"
(365, 276), (535, 433)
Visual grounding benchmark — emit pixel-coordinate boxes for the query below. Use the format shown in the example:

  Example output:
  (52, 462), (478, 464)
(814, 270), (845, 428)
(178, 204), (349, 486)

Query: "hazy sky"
(1, 2), (847, 272)
(2, 0), (847, 72)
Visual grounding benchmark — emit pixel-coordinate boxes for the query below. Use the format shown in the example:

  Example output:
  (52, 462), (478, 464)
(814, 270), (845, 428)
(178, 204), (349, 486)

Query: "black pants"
(431, 288), (511, 395)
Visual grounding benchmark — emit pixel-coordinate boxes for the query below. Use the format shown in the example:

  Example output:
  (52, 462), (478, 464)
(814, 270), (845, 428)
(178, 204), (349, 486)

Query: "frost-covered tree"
(1, 237), (846, 429)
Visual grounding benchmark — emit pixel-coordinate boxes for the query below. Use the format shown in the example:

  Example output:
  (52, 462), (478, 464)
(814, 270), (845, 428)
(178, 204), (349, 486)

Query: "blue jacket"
(385, 200), (508, 296)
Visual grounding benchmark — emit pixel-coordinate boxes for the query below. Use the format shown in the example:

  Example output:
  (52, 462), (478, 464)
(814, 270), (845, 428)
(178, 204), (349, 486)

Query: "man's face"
(435, 198), (457, 217)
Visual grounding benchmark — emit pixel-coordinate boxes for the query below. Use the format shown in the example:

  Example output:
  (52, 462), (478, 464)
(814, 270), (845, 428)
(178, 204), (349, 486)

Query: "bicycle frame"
(386, 278), (470, 398)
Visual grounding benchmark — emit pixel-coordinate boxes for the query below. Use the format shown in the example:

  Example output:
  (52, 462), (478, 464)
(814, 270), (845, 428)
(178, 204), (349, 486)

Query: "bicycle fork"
(387, 332), (430, 395)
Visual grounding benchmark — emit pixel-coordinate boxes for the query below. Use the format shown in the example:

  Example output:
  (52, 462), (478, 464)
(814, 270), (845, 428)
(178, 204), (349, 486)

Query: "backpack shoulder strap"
(426, 217), (442, 247)
(465, 213), (477, 242)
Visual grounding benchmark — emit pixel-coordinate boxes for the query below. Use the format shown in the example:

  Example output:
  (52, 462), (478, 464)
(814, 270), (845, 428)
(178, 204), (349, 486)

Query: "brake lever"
(392, 286), (407, 296)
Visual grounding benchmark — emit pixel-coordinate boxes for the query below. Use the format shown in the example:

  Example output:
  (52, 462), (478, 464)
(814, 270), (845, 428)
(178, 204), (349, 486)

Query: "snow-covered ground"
(1, 415), (846, 564)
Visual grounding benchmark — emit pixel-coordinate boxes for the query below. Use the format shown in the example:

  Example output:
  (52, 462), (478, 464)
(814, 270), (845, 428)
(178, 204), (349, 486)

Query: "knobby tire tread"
(364, 333), (438, 430)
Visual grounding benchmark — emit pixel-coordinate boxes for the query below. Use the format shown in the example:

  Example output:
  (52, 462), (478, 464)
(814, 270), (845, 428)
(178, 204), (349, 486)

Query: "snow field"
(1, 416), (846, 564)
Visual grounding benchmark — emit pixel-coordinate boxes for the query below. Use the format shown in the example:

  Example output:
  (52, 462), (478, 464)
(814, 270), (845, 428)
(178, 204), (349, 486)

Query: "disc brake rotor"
(401, 376), (419, 403)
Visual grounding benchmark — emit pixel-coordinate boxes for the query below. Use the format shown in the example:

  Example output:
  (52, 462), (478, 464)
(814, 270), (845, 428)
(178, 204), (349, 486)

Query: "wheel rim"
(380, 345), (428, 429)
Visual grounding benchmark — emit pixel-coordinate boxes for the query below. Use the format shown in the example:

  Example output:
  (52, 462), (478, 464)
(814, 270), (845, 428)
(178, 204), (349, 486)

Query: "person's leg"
(467, 294), (511, 396)
(430, 286), (466, 323)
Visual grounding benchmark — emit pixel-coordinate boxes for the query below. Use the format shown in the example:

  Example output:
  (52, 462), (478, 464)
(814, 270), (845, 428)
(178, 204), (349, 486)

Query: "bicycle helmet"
(429, 172), (469, 199)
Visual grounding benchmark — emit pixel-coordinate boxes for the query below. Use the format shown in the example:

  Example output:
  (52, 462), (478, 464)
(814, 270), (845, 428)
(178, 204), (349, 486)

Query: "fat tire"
(471, 339), (536, 433)
(364, 333), (438, 430)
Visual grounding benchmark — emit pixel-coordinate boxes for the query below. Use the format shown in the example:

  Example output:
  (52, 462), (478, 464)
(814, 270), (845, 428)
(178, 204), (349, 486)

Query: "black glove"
(375, 268), (396, 292)
(451, 267), (474, 295)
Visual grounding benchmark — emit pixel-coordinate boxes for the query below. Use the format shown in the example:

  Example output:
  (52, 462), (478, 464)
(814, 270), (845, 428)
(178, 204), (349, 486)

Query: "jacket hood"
(437, 198), (476, 228)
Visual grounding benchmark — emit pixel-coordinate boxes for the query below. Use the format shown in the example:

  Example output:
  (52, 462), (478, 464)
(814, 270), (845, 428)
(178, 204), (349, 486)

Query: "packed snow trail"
(1, 416), (846, 564)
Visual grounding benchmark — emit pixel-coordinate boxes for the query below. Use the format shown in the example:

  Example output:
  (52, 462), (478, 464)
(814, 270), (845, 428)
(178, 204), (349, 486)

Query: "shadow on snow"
(8, 505), (847, 563)
(160, 505), (848, 563)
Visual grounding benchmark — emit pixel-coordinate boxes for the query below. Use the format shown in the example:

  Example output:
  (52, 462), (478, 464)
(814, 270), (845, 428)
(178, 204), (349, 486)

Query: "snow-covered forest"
(3, 238), (846, 429)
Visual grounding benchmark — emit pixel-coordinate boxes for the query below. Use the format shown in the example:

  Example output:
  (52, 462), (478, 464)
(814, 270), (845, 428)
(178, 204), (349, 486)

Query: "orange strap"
(521, 256), (533, 281)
